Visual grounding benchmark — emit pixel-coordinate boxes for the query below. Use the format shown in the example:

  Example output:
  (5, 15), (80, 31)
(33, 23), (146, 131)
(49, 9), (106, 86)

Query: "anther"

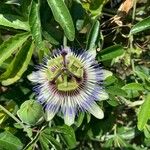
(67, 70), (82, 82)
(50, 69), (64, 84)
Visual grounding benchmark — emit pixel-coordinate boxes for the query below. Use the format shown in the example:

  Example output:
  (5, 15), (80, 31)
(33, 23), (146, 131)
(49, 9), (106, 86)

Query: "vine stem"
(132, 0), (137, 23)
(63, 36), (67, 48)
(22, 131), (40, 150)
(22, 125), (46, 150)
(0, 104), (26, 130)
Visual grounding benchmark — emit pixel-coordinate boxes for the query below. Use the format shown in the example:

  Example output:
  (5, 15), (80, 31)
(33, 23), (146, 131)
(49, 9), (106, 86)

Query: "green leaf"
(47, 0), (75, 41)
(81, 0), (108, 19)
(122, 83), (144, 99)
(0, 131), (23, 150)
(97, 45), (124, 61)
(119, 128), (136, 140)
(14, 123), (23, 129)
(107, 94), (119, 106)
(135, 66), (150, 82)
(0, 14), (29, 30)
(104, 75), (117, 86)
(75, 112), (85, 127)
(122, 83), (144, 91)
(143, 125), (150, 138)
(60, 125), (77, 149)
(42, 134), (62, 150)
(106, 86), (127, 97)
(0, 32), (30, 66)
(0, 100), (16, 124)
(49, 125), (76, 149)
(17, 99), (43, 126)
(5, 0), (20, 5)
(86, 113), (91, 123)
(0, 56), (13, 70)
(114, 135), (128, 147)
(138, 93), (150, 130)
(86, 20), (100, 51)
(1, 41), (34, 85)
(42, 30), (59, 45)
(130, 16), (150, 35)
(104, 138), (113, 148)
(29, 0), (45, 50)
(125, 90), (140, 99)
(40, 127), (62, 150)
(39, 135), (50, 150)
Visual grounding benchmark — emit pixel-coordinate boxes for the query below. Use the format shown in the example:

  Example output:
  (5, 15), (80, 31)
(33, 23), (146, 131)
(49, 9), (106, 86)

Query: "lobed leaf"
(40, 127), (63, 150)
(107, 95), (119, 107)
(0, 14), (29, 30)
(39, 135), (50, 150)
(46, 125), (77, 149)
(41, 134), (62, 150)
(1, 41), (34, 85)
(106, 86), (127, 97)
(135, 66), (150, 82)
(0, 100), (16, 124)
(97, 45), (124, 61)
(0, 32), (30, 66)
(81, 0), (108, 19)
(42, 30), (59, 45)
(47, 0), (75, 41)
(86, 20), (100, 51)
(75, 112), (85, 127)
(55, 125), (76, 149)
(122, 83), (144, 91)
(29, 0), (45, 50)
(0, 131), (23, 150)
(138, 94), (150, 130)
(130, 16), (150, 35)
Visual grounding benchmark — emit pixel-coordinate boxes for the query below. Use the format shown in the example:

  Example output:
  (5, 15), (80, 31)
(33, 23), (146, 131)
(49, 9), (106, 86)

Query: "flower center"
(46, 53), (84, 92)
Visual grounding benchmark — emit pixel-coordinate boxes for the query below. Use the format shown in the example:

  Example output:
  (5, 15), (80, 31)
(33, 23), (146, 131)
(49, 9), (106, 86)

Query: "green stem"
(114, 124), (117, 136)
(23, 126), (46, 150)
(129, 35), (136, 74)
(0, 104), (26, 129)
(23, 131), (40, 150)
(63, 36), (67, 48)
(132, 0), (137, 23)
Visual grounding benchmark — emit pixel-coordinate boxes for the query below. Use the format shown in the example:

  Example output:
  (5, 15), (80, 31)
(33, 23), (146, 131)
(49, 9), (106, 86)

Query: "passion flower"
(28, 47), (106, 125)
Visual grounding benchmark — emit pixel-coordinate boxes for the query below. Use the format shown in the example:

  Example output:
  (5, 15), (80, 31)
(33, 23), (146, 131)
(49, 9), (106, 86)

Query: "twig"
(0, 104), (26, 129)
(23, 126), (46, 150)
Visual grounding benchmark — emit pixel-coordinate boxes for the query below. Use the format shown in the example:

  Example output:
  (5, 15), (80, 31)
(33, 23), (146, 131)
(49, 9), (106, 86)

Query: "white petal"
(27, 71), (46, 83)
(45, 110), (56, 121)
(88, 49), (96, 59)
(64, 108), (75, 126)
(103, 69), (113, 80)
(87, 103), (104, 119)
(98, 90), (109, 101)
(45, 97), (61, 121)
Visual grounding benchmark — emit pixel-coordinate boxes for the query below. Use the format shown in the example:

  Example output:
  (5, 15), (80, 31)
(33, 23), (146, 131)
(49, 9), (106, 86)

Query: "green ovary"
(46, 55), (84, 92)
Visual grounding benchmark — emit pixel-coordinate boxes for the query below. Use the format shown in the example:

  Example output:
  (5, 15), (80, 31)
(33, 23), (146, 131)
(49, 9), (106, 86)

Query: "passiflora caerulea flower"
(28, 47), (107, 125)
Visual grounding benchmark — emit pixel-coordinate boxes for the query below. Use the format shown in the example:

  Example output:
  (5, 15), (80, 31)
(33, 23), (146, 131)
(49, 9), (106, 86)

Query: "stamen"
(67, 70), (82, 82)
(50, 69), (64, 84)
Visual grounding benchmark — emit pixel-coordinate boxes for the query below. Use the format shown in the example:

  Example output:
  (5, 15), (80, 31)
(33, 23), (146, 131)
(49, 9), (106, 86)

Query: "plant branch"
(0, 104), (26, 129)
